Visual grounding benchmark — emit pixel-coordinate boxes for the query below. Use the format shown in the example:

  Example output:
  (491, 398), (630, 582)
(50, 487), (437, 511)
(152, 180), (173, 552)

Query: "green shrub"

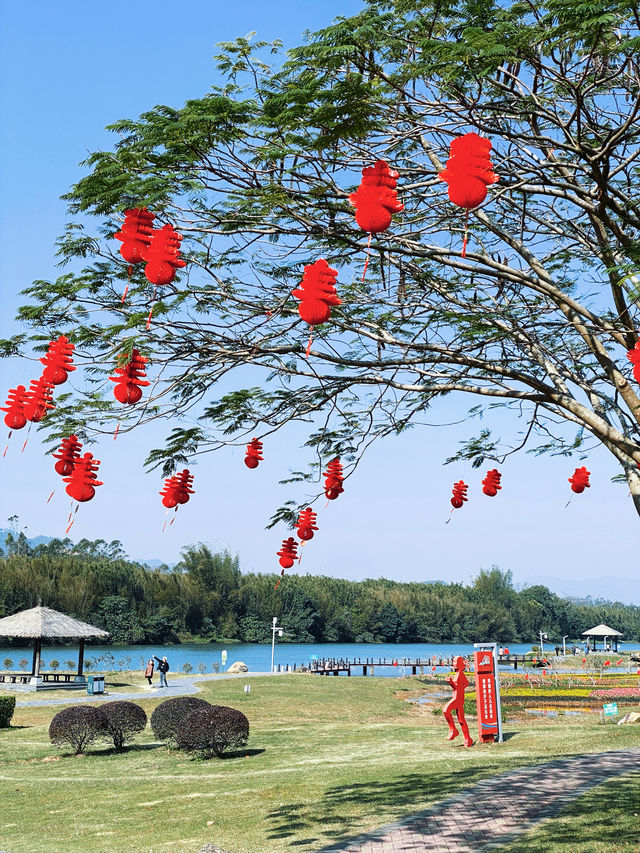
(65, 660), (75, 671)
(150, 697), (211, 744)
(101, 701), (147, 749)
(197, 662), (207, 674)
(0, 697), (16, 728)
(50, 660), (60, 671)
(3, 658), (13, 670)
(182, 662), (193, 674)
(18, 659), (28, 671)
(176, 705), (249, 758)
(49, 706), (108, 755)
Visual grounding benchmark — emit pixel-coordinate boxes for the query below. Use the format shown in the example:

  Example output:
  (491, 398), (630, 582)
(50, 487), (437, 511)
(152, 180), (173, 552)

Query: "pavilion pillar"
(30, 638), (42, 687)
(75, 638), (85, 682)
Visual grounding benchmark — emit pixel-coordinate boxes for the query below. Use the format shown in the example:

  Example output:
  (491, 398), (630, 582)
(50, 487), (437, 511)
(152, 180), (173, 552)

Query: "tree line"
(0, 535), (638, 645)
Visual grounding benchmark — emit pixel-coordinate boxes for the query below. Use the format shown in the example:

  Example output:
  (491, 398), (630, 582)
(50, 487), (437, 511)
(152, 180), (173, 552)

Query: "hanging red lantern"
(349, 161), (404, 233)
(64, 452), (103, 502)
(173, 469), (195, 504)
(277, 537), (298, 569)
(291, 259), (341, 326)
(52, 434), (83, 476)
(109, 349), (150, 405)
(482, 469), (502, 497)
(24, 377), (55, 423)
(324, 458), (344, 500)
(40, 336), (76, 385)
(626, 339), (640, 382)
(451, 480), (468, 509)
(160, 474), (180, 508)
(296, 507), (318, 541)
(244, 438), (263, 469)
(114, 208), (155, 265)
(143, 223), (186, 286)
(1, 385), (29, 430)
(569, 466), (590, 493)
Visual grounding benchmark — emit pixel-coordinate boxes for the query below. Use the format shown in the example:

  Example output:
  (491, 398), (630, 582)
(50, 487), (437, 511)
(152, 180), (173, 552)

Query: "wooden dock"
(307, 654), (536, 675)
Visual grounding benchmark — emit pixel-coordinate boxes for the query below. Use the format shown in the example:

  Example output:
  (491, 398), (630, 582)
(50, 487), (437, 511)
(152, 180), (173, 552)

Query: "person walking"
(154, 655), (169, 687)
(144, 658), (155, 687)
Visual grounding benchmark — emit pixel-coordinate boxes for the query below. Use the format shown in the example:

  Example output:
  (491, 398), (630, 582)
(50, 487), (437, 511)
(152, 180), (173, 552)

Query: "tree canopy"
(9, 0), (640, 519)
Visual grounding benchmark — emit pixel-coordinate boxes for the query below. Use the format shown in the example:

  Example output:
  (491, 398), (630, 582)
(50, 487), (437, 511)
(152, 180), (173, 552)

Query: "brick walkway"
(315, 748), (640, 852)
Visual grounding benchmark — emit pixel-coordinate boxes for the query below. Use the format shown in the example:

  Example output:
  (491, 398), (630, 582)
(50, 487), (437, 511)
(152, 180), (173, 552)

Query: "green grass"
(1, 675), (639, 853)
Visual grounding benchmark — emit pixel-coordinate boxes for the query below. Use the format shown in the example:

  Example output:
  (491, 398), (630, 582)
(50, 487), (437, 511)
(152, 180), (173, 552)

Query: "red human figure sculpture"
(64, 452), (103, 503)
(349, 161), (404, 234)
(40, 336), (76, 385)
(244, 438), (264, 469)
(296, 507), (318, 541)
(2, 385), (29, 430)
(482, 469), (502, 497)
(443, 656), (474, 747)
(114, 208), (155, 265)
(52, 434), (83, 476)
(324, 458), (344, 500)
(626, 338), (640, 383)
(109, 349), (150, 405)
(143, 223), (186, 286)
(24, 377), (55, 422)
(291, 260), (341, 326)
(451, 480), (468, 509)
(277, 537), (298, 569)
(569, 466), (590, 493)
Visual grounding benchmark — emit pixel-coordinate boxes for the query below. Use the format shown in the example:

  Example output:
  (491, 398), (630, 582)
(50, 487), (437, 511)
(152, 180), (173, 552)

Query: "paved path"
(316, 748), (640, 852)
(14, 671), (277, 707)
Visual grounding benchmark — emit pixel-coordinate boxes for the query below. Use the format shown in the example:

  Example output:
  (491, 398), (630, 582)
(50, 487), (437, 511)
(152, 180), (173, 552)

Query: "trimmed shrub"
(176, 705), (249, 758)
(49, 706), (108, 754)
(0, 697), (16, 728)
(18, 659), (28, 671)
(101, 701), (148, 749)
(150, 696), (211, 744)
(3, 658), (13, 670)
(182, 662), (193, 674)
(50, 659), (60, 671)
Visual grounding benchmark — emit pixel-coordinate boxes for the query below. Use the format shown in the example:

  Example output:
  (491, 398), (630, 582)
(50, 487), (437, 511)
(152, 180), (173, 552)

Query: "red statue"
(443, 656), (474, 747)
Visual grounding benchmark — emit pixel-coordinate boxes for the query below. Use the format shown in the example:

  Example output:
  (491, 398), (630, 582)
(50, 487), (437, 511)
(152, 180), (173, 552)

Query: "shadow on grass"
(219, 747), (265, 760)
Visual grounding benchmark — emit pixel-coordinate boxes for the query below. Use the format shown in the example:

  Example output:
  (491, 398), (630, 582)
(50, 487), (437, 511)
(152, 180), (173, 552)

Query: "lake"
(1, 640), (638, 676)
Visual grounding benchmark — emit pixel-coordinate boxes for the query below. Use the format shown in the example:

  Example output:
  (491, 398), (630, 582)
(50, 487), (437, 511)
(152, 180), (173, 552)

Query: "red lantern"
(64, 452), (103, 503)
(482, 469), (502, 497)
(40, 336), (76, 385)
(451, 480), (468, 509)
(159, 469), (195, 508)
(291, 259), (341, 326)
(1, 385), (29, 430)
(296, 507), (318, 541)
(626, 339), (640, 382)
(569, 466), (590, 494)
(277, 537), (298, 569)
(24, 377), (55, 423)
(349, 161), (404, 233)
(324, 457), (344, 500)
(439, 133), (498, 209)
(143, 223), (186, 286)
(160, 474), (180, 508)
(114, 208), (155, 265)
(244, 438), (263, 469)
(52, 434), (82, 476)
(109, 349), (150, 405)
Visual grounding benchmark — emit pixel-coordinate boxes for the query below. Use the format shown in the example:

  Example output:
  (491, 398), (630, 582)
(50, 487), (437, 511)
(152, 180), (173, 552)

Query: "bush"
(101, 701), (148, 749)
(18, 658), (28, 671)
(197, 662), (207, 675)
(212, 662), (220, 673)
(182, 662), (193, 674)
(49, 706), (108, 754)
(65, 660), (75, 671)
(50, 659), (60, 671)
(150, 697), (211, 744)
(0, 697), (16, 728)
(176, 705), (249, 758)
(3, 658), (13, 670)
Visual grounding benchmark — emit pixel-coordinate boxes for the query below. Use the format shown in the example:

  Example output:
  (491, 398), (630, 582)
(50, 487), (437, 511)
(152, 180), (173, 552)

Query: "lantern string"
(461, 209), (469, 258)
(46, 490), (55, 504)
(445, 506), (455, 525)
(65, 504), (79, 535)
(305, 330), (313, 359)
(146, 286), (158, 330)
(362, 232), (373, 282)
(2, 431), (10, 458)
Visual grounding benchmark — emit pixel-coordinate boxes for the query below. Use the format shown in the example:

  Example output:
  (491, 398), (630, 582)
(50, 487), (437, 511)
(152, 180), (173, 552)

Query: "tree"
(10, 0), (640, 520)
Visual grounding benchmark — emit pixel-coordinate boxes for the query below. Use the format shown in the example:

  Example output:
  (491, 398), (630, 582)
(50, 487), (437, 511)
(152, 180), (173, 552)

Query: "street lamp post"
(562, 635), (569, 656)
(271, 617), (284, 673)
(538, 631), (548, 656)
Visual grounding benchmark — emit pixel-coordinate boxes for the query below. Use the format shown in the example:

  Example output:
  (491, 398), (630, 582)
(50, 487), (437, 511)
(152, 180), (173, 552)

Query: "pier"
(306, 654), (536, 675)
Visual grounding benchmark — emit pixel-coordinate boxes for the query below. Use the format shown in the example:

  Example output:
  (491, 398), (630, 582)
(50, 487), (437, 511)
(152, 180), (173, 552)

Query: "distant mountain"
(0, 529), (54, 551)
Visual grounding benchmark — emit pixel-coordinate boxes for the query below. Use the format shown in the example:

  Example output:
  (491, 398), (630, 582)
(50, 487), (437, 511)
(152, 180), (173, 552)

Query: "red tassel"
(305, 331), (313, 358)
(113, 421), (120, 440)
(46, 490), (55, 504)
(461, 210), (469, 258)
(362, 232), (373, 282)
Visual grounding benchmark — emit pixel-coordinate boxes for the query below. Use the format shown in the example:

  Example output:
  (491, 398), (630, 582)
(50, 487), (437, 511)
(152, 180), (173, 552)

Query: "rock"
(617, 712), (640, 725)
(226, 661), (248, 673)
(198, 845), (231, 853)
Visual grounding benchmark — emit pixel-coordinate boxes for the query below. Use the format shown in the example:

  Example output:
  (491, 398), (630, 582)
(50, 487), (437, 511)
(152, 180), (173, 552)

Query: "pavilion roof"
(581, 623), (623, 637)
(0, 605), (109, 639)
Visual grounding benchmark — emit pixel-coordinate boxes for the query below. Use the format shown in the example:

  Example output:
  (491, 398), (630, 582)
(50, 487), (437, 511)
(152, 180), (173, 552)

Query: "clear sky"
(0, 1), (637, 604)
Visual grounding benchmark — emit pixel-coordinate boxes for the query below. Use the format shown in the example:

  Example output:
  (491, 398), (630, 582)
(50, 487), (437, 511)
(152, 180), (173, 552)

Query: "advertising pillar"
(473, 642), (503, 743)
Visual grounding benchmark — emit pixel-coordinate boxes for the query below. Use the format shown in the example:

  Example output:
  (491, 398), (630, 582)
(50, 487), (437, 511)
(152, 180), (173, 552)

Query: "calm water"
(1, 641), (638, 676)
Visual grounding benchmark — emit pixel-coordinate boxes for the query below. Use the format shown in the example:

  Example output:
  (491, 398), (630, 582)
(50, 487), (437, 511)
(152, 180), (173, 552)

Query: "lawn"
(1, 674), (639, 853)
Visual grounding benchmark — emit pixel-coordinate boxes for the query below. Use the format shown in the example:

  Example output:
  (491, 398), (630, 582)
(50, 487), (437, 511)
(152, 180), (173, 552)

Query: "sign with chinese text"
(473, 648), (502, 743)
(603, 702), (618, 716)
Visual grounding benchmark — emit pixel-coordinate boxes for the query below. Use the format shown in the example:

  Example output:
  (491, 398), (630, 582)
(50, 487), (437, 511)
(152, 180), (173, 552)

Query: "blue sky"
(0, 0), (638, 604)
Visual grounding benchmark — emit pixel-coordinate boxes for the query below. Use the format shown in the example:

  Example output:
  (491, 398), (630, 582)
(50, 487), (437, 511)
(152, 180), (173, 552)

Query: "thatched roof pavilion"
(581, 623), (623, 652)
(0, 604), (108, 689)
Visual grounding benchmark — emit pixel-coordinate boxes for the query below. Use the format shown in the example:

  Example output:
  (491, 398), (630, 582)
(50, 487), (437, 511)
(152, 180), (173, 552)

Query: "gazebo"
(0, 604), (108, 690)
(581, 623), (623, 653)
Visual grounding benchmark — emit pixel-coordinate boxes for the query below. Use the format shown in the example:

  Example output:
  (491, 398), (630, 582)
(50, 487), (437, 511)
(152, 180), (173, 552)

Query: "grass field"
(1, 674), (639, 853)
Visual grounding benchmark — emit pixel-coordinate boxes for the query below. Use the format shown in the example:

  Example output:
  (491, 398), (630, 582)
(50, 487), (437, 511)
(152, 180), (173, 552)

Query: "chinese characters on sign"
(473, 645), (503, 743)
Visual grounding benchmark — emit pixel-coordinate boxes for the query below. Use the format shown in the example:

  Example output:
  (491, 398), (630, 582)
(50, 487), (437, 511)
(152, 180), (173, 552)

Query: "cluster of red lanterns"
(450, 465), (593, 509)
(160, 470), (195, 508)
(115, 209), (185, 286)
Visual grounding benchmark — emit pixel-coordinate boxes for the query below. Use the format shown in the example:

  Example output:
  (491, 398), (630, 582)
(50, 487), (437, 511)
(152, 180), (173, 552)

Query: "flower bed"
(590, 687), (640, 699)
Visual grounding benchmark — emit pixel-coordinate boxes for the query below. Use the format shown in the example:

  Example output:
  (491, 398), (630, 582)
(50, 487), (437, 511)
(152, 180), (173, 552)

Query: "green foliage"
(0, 697), (16, 728)
(3, 658), (13, 670)
(49, 706), (109, 755)
(175, 705), (249, 758)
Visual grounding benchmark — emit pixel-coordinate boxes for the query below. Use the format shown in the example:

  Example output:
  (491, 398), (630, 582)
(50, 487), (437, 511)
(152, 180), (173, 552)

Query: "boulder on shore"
(617, 712), (640, 725)
(227, 661), (248, 673)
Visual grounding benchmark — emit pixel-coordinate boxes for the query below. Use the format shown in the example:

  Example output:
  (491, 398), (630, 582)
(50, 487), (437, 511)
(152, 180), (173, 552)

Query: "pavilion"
(0, 604), (108, 690)
(581, 623), (623, 653)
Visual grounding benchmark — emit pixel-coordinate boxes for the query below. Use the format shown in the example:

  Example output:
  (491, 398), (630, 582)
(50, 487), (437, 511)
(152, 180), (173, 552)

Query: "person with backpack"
(154, 655), (170, 687)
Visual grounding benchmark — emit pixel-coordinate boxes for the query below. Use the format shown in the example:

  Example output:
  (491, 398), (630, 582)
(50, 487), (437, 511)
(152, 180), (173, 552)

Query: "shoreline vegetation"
(1, 537), (639, 648)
